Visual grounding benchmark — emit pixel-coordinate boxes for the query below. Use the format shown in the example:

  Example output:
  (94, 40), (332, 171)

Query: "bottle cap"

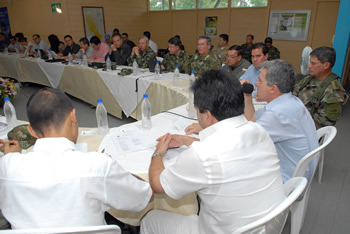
(97, 99), (103, 103)
(156, 61), (159, 64)
(107, 56), (110, 59)
(4, 97), (9, 101)
(191, 71), (195, 74)
(134, 58), (136, 61)
(176, 66), (179, 68)
(143, 94), (148, 98)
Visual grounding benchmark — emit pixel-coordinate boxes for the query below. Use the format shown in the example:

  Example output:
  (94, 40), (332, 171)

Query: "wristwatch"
(152, 152), (162, 158)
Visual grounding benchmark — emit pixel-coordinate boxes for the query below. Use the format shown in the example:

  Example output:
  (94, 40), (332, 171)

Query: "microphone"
(242, 83), (254, 94)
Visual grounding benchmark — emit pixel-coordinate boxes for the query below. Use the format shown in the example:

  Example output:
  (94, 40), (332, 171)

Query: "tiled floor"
(4, 83), (350, 234)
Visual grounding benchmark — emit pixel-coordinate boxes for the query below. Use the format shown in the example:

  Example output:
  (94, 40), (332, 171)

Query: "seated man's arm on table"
(0, 139), (22, 154)
(149, 133), (199, 194)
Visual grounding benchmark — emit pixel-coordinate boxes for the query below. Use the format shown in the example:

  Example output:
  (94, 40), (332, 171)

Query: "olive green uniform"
(267, 46), (280, 61)
(293, 73), (349, 128)
(161, 50), (189, 73)
(241, 43), (253, 63)
(127, 47), (156, 68)
(184, 51), (222, 77)
(222, 58), (251, 79)
(213, 46), (228, 64)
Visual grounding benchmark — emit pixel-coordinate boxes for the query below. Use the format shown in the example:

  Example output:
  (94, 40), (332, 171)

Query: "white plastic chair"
(317, 126), (337, 184)
(0, 224), (121, 234)
(232, 177), (307, 234)
(290, 126), (337, 234)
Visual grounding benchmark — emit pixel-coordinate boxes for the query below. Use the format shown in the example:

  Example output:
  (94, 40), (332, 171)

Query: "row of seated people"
(0, 62), (326, 232)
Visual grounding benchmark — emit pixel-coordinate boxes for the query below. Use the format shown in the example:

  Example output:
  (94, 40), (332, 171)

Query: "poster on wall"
(0, 7), (11, 38)
(267, 10), (311, 41)
(82, 7), (105, 39)
(205, 16), (217, 37)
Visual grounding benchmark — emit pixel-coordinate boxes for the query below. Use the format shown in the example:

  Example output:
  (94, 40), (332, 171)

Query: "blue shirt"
(240, 64), (262, 96)
(255, 92), (319, 182)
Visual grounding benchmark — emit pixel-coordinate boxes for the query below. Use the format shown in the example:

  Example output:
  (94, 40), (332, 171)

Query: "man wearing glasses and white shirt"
(243, 59), (318, 182)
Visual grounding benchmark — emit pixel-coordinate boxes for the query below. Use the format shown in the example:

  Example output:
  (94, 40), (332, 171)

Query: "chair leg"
(318, 152), (325, 184)
(290, 199), (306, 234)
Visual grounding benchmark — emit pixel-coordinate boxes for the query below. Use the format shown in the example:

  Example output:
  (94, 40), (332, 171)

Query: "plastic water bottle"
(47, 50), (52, 60)
(173, 66), (179, 86)
(106, 56), (111, 71)
(154, 61), (160, 80)
(3, 97), (19, 129)
(68, 52), (72, 64)
(96, 99), (109, 136)
(133, 59), (138, 76)
(141, 94), (152, 130)
(188, 71), (196, 118)
(15, 48), (19, 54)
(83, 53), (88, 67)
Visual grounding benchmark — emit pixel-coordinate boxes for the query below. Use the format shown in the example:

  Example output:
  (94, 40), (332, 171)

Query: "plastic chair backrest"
(232, 177), (307, 234)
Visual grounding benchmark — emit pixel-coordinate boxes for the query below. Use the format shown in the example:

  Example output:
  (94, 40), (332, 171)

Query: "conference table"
(0, 53), (190, 120)
(77, 104), (199, 226)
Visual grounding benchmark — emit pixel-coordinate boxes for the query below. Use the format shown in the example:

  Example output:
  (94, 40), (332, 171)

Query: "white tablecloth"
(36, 60), (66, 88)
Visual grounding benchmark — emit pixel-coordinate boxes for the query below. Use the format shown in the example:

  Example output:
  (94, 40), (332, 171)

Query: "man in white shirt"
(0, 88), (153, 229)
(28, 34), (50, 55)
(242, 59), (319, 182)
(141, 70), (285, 234)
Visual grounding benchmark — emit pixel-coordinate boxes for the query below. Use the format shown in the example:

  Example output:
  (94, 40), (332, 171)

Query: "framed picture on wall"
(82, 6), (106, 39)
(267, 10), (311, 41)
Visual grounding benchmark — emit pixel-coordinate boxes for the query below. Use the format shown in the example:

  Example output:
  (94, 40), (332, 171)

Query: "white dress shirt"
(159, 115), (285, 234)
(255, 92), (319, 182)
(148, 40), (158, 53)
(0, 137), (152, 229)
(31, 39), (50, 52)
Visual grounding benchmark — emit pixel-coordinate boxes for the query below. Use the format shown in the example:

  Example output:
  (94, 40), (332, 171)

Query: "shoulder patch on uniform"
(331, 80), (341, 90)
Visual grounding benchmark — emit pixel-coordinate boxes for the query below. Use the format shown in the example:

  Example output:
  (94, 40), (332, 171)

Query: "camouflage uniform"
(222, 58), (251, 79)
(267, 46), (280, 61)
(184, 51), (222, 77)
(127, 47), (156, 68)
(241, 43), (253, 63)
(161, 50), (189, 73)
(7, 124), (37, 149)
(293, 73), (349, 128)
(213, 46), (228, 64)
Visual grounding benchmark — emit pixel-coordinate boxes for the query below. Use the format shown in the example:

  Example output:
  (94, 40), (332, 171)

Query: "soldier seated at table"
(265, 37), (280, 61)
(160, 36), (189, 73)
(184, 36), (221, 77)
(0, 88), (153, 229)
(105, 33), (131, 65)
(222, 45), (251, 79)
(241, 34), (254, 63)
(127, 36), (156, 68)
(213, 33), (229, 64)
(293, 46), (349, 128)
(142, 69), (285, 234)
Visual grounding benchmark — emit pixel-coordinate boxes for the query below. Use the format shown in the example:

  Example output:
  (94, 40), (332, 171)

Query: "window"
(232, 0), (268, 8)
(172, 0), (196, 10)
(198, 0), (229, 9)
(149, 0), (170, 11)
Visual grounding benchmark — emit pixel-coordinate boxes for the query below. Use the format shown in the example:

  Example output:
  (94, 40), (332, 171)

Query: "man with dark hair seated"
(75, 37), (93, 60)
(0, 88), (152, 229)
(141, 69), (285, 233)
(105, 33), (131, 65)
(57, 35), (80, 59)
(88, 36), (110, 62)
(160, 36), (189, 73)
(222, 45), (251, 79)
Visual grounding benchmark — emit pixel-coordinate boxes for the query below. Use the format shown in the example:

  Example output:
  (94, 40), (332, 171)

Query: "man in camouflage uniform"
(184, 36), (221, 77)
(294, 46), (349, 128)
(265, 37), (280, 61)
(213, 34), (229, 64)
(222, 45), (251, 79)
(161, 36), (189, 73)
(127, 36), (156, 68)
(241, 34), (254, 63)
